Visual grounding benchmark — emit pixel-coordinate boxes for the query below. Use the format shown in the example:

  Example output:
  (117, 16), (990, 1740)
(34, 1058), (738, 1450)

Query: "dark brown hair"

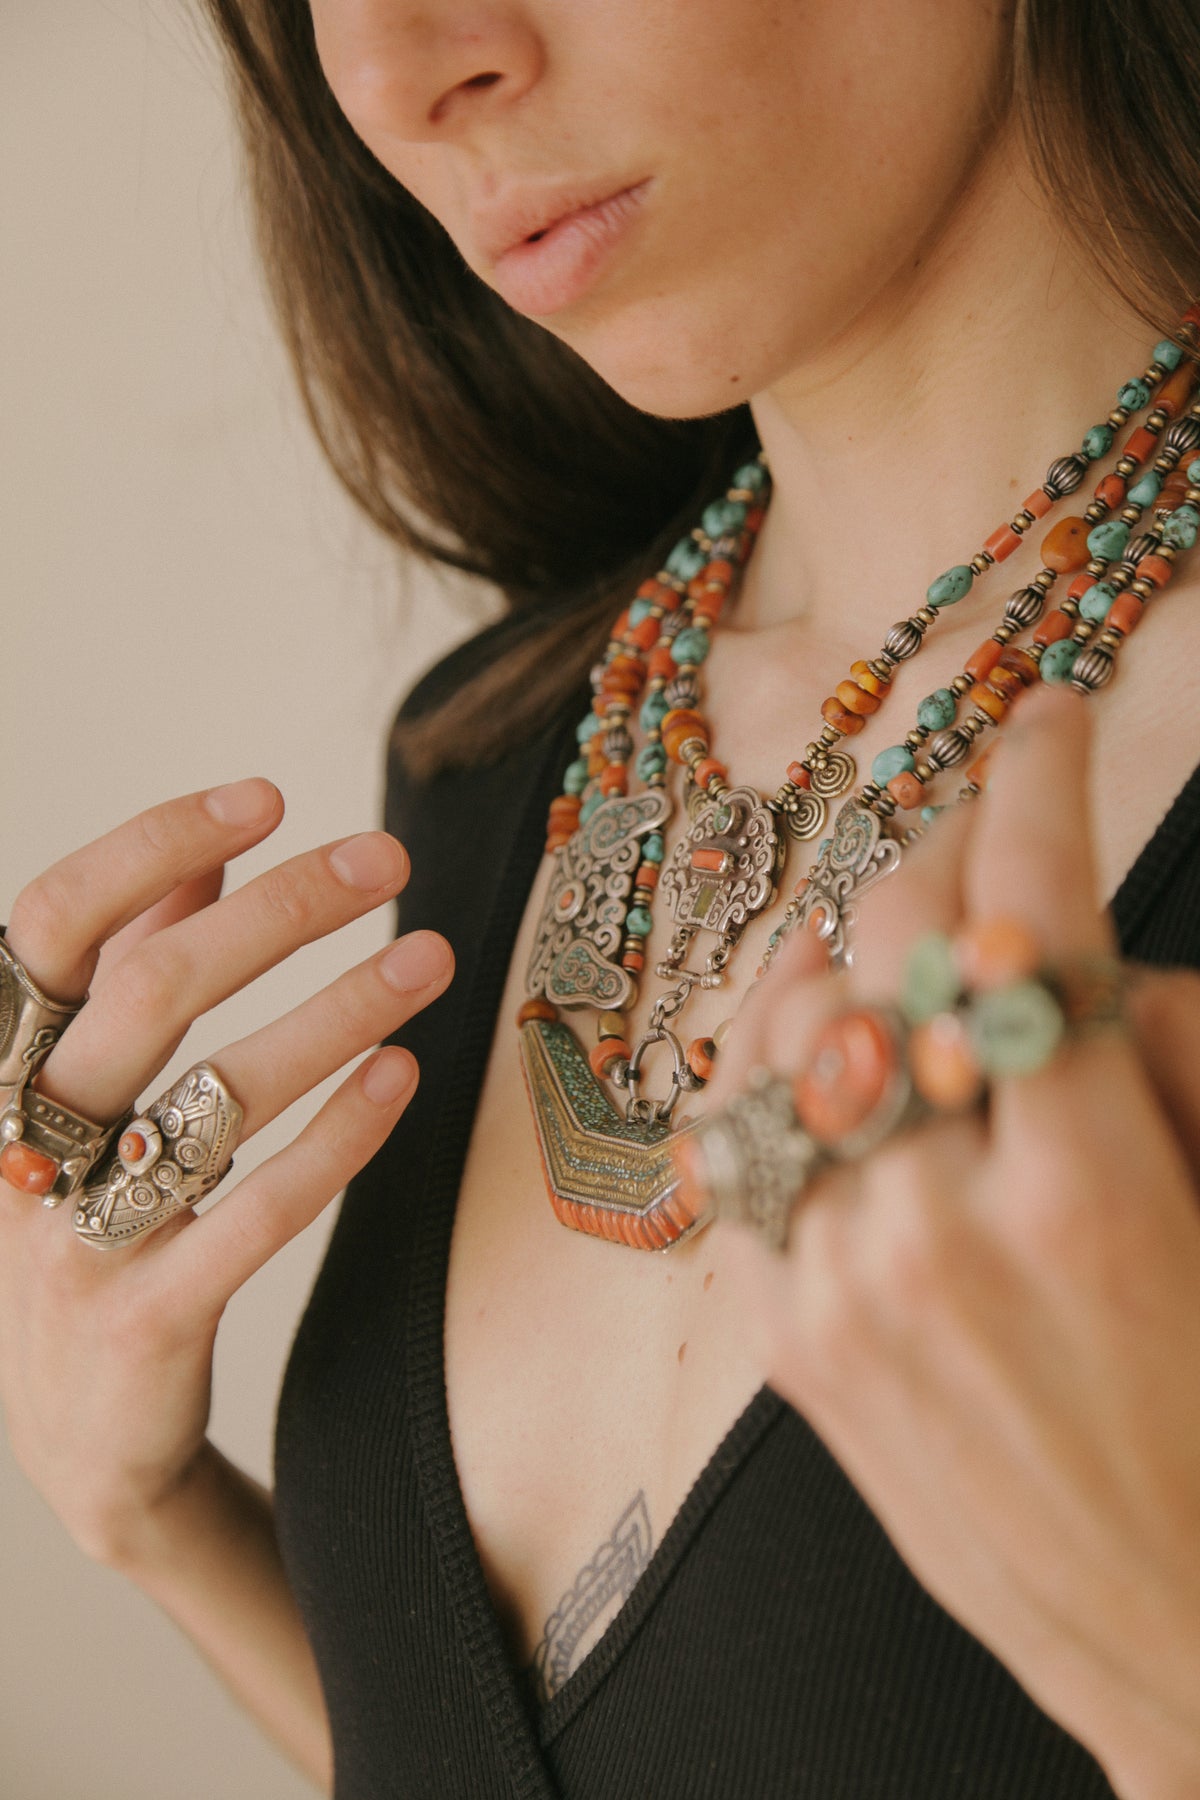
(200, 0), (1200, 773)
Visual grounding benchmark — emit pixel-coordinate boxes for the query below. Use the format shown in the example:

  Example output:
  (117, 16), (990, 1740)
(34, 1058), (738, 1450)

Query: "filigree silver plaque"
(791, 800), (903, 969)
(658, 786), (783, 946)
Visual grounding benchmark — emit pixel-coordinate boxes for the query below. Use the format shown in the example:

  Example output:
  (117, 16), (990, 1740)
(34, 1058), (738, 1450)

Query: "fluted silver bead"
(1071, 647), (1115, 693)
(1004, 586), (1045, 627)
(884, 619), (925, 659)
(1164, 418), (1200, 454)
(1124, 533), (1160, 566)
(603, 725), (633, 761)
(1043, 454), (1089, 498)
(664, 674), (699, 709)
(926, 727), (972, 769)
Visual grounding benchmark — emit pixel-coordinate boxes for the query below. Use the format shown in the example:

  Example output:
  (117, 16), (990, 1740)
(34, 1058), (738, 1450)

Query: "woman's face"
(311, 1), (1012, 418)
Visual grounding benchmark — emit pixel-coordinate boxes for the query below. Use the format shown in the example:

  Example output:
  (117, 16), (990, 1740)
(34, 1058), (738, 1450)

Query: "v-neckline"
(402, 686), (1200, 1791)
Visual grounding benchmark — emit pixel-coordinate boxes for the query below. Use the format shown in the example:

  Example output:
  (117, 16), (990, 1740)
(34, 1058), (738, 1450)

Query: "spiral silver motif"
(1043, 454), (1088, 498)
(809, 750), (857, 798)
(884, 619), (924, 660)
(783, 789), (827, 841)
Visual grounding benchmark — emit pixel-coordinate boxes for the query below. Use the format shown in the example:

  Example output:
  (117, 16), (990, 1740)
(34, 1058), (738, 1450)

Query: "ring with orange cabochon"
(674, 917), (1127, 1251)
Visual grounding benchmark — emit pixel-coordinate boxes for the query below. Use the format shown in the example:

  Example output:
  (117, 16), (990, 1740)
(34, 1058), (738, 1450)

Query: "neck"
(735, 124), (1162, 655)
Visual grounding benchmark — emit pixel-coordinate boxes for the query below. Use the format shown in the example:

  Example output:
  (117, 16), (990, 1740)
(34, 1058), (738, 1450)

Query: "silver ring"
(0, 928), (108, 1203)
(694, 1069), (822, 1251)
(73, 1061), (244, 1249)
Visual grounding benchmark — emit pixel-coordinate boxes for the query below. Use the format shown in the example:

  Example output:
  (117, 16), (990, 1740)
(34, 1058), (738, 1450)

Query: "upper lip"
(471, 177), (648, 265)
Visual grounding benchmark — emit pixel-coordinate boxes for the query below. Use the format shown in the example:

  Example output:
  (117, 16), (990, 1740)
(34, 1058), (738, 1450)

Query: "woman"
(3, 1), (1200, 1795)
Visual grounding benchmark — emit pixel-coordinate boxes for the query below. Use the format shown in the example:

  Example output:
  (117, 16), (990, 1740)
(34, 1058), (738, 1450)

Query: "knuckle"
(129, 803), (185, 865)
(254, 865), (317, 934)
(8, 872), (78, 963)
(108, 939), (189, 1031)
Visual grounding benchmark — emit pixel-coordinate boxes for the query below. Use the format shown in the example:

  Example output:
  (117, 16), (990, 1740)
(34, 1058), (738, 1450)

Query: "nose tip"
(313, 6), (542, 142)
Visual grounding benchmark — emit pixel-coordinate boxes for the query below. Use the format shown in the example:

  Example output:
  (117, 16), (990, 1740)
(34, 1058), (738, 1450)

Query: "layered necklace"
(518, 309), (1200, 1251)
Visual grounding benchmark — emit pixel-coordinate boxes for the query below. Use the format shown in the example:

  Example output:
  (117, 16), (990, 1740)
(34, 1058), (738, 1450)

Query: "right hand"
(0, 777), (452, 1566)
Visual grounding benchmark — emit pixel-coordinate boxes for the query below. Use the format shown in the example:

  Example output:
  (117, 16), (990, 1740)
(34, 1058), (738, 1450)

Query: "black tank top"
(274, 615), (1200, 1800)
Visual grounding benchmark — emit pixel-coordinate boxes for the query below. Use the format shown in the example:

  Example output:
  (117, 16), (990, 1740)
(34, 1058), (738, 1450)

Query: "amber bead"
(969, 682), (1007, 721)
(587, 746), (607, 777)
(997, 646), (1040, 686)
(545, 832), (573, 852)
(1040, 516), (1091, 572)
(793, 1009), (899, 1149)
(955, 915), (1040, 988)
(517, 997), (558, 1025)
(1156, 360), (1198, 417)
(602, 655), (644, 699)
(627, 616), (660, 652)
(1123, 424), (1159, 463)
(686, 1037), (717, 1082)
(611, 608), (631, 640)
(693, 757), (729, 789)
(548, 795), (581, 819)
(661, 709), (709, 762)
(850, 659), (890, 698)
(1107, 592), (1144, 635)
(599, 764), (628, 795)
(964, 638), (1003, 681)
(983, 523), (1022, 562)
(589, 1037), (631, 1079)
(820, 697), (867, 736)
(984, 666), (1023, 704)
(887, 770), (926, 810)
(0, 1141), (57, 1196)
(1136, 553), (1174, 589)
(1033, 609), (1073, 647)
(908, 1014), (984, 1111)
(835, 679), (881, 716)
(1094, 473), (1127, 510)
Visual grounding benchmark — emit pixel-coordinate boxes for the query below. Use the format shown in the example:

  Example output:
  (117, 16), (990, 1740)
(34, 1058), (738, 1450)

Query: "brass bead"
(970, 553), (991, 575)
(1130, 579), (1154, 598)
(951, 672), (973, 695)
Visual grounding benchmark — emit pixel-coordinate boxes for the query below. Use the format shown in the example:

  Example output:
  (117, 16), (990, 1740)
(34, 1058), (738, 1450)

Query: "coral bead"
(1156, 360), (1199, 417)
(693, 757), (729, 789)
(1135, 553), (1174, 590)
(964, 638), (1003, 682)
(887, 770), (926, 810)
(786, 761), (812, 789)
(1022, 488), (1055, 519)
(792, 1009), (899, 1149)
(1123, 425), (1159, 463)
(0, 1141), (58, 1195)
(1040, 516), (1091, 572)
(908, 1014), (985, 1111)
(1107, 592), (1145, 635)
(1094, 473), (1127, 510)
(1033, 609), (1074, 647)
(983, 523), (1023, 562)
(517, 998), (558, 1025)
(589, 1038), (631, 1080)
(686, 1037), (717, 1082)
(955, 915), (1040, 988)
(599, 764), (628, 795)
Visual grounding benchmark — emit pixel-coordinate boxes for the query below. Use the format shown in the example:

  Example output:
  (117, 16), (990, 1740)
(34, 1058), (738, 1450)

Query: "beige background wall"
(1, 6), (489, 1794)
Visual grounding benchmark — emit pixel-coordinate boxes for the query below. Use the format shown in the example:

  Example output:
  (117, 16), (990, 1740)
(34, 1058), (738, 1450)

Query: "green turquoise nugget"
(968, 980), (1065, 1077)
(901, 932), (963, 1027)
(916, 688), (956, 731)
(1086, 520), (1129, 561)
(871, 745), (916, 786)
(1040, 640), (1079, 683)
(927, 565), (974, 608)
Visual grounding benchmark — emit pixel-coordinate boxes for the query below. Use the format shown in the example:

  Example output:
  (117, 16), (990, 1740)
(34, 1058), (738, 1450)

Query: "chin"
(547, 293), (774, 421)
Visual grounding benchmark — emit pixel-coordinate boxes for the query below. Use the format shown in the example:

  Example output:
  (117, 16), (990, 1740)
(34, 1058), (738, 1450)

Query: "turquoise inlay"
(579, 789), (605, 824)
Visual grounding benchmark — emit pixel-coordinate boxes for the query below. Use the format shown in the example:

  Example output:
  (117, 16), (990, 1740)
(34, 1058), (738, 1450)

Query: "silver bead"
(1004, 585), (1045, 627)
(884, 619), (924, 659)
(926, 727), (971, 769)
(663, 674), (699, 709)
(603, 725), (633, 761)
(1071, 647), (1115, 693)
(1043, 453), (1089, 498)
(1124, 533), (1160, 566)
(1164, 418), (1200, 453)
(660, 610), (688, 639)
(0, 1110), (24, 1144)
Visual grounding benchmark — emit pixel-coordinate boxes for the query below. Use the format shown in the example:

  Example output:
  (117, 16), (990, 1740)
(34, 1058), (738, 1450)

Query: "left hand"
(710, 688), (1200, 1800)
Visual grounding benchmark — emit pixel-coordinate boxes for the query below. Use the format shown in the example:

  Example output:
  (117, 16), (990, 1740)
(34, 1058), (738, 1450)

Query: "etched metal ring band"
(73, 1061), (244, 1249)
(0, 928), (107, 1202)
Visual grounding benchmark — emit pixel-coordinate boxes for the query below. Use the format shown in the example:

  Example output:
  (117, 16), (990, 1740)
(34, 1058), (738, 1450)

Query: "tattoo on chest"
(529, 1492), (654, 1703)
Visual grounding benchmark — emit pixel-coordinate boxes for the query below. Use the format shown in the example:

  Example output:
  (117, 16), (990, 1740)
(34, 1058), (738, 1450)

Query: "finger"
(35, 830), (410, 1120)
(961, 687), (1112, 955)
(209, 929), (452, 1137)
(92, 869), (226, 989)
(5, 779), (284, 1000)
(162, 1045), (419, 1313)
(1127, 969), (1200, 1183)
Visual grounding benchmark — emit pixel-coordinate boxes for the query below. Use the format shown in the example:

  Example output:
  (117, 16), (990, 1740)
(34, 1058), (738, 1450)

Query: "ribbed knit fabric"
(274, 616), (1200, 1800)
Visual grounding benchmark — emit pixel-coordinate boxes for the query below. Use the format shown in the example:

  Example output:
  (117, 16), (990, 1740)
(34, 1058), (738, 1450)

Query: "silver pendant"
(790, 800), (903, 970)
(658, 785), (784, 950)
(782, 788), (827, 842)
(809, 750), (857, 799)
(526, 789), (673, 1012)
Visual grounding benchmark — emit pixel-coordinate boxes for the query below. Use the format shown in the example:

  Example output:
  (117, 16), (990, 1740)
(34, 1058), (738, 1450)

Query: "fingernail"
(204, 778), (279, 826)
(380, 932), (451, 993)
(329, 833), (406, 891)
(362, 1049), (416, 1105)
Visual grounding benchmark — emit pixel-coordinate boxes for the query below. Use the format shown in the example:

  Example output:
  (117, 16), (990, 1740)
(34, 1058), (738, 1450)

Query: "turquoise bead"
(920, 804), (945, 826)
(562, 758), (589, 795)
(625, 906), (653, 938)
(629, 596), (656, 627)
(576, 712), (602, 743)
(642, 833), (665, 864)
(671, 626), (711, 666)
(733, 460), (768, 492)
(636, 744), (667, 781)
(1086, 519), (1129, 560)
(640, 691), (668, 732)
(916, 687), (956, 731)
(1187, 457), (1200, 486)
(1117, 377), (1151, 411)
(1154, 337), (1184, 371)
(1079, 580), (1117, 623)
(927, 564), (974, 608)
(1163, 504), (1200, 550)
(666, 537), (707, 581)
(1040, 639), (1079, 683)
(967, 980), (1064, 1077)
(1082, 424), (1114, 460)
(871, 745), (916, 786)
(579, 790), (605, 825)
(1128, 470), (1162, 507)
(701, 498), (747, 538)
(900, 932), (962, 1027)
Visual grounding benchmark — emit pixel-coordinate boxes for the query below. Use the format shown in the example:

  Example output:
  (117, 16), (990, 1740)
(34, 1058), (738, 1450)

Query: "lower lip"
(490, 181), (651, 317)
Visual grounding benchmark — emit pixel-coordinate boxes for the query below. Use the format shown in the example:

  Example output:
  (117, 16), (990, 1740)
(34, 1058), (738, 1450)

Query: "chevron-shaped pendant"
(519, 1018), (709, 1251)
